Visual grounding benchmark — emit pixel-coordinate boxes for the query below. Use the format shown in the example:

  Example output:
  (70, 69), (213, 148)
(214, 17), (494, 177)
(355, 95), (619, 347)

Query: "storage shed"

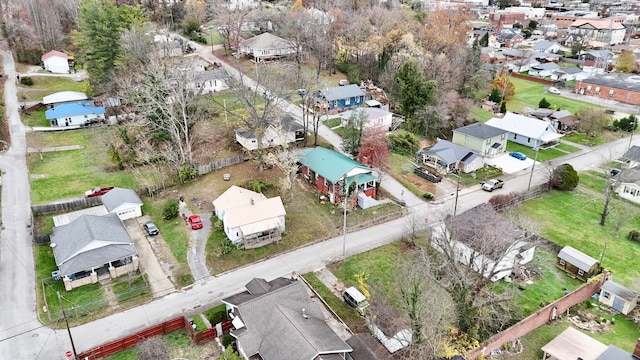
(598, 280), (638, 315)
(556, 246), (601, 282)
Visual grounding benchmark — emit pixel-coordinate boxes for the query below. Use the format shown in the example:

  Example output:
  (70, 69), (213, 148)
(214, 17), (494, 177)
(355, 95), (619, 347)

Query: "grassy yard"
(555, 141), (581, 153)
(388, 152), (425, 197)
(22, 107), (48, 127)
(520, 190), (640, 291)
(203, 303), (227, 325)
(506, 141), (568, 162)
(578, 172), (607, 193)
(563, 133), (609, 147)
(18, 76), (90, 101)
(469, 105), (496, 122)
(508, 78), (601, 114)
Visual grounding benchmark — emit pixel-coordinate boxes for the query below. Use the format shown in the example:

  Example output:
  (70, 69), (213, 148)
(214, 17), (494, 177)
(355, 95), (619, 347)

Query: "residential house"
(495, 29), (524, 48)
(430, 203), (536, 282)
(550, 110), (579, 132)
(51, 213), (139, 291)
(188, 69), (228, 94)
(340, 107), (393, 131)
(542, 327), (640, 360)
(41, 50), (74, 74)
(311, 84), (366, 114)
(582, 50), (614, 76)
(297, 147), (377, 207)
(176, 59), (207, 72)
(556, 246), (601, 282)
(235, 115), (304, 151)
(614, 168), (640, 204)
(574, 74), (640, 106)
(238, 32), (297, 62)
(42, 91), (89, 108)
(452, 122), (509, 158)
(598, 280), (638, 315)
(551, 66), (588, 82)
(622, 145), (640, 169)
(569, 18), (627, 45)
(212, 186), (285, 249)
(529, 62), (561, 78)
(222, 277), (353, 360)
(417, 140), (483, 174)
(101, 188), (143, 221)
(45, 103), (106, 127)
(489, 12), (526, 32)
(486, 112), (563, 148)
(532, 40), (562, 53)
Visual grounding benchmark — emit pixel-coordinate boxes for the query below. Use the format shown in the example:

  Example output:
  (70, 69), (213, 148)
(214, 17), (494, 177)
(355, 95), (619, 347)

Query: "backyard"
(507, 77), (602, 114)
(17, 75), (90, 103)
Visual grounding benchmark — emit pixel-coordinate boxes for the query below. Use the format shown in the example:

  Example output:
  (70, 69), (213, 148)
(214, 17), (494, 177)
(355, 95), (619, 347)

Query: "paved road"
(1, 43), (639, 359)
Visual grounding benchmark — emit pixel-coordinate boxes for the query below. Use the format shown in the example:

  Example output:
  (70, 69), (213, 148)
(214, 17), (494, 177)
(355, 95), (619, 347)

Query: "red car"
(85, 186), (114, 197)
(188, 215), (203, 230)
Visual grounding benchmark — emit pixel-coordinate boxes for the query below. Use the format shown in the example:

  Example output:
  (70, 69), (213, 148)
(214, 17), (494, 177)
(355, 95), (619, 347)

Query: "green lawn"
(555, 142), (581, 153)
(469, 105), (496, 122)
(28, 128), (136, 203)
(578, 173), (607, 193)
(22, 108), (48, 127)
(508, 78), (601, 114)
(388, 152), (424, 198)
(563, 133), (609, 147)
(324, 118), (341, 128)
(520, 191), (640, 291)
(506, 142), (567, 162)
(203, 303), (227, 325)
(19, 76), (90, 101)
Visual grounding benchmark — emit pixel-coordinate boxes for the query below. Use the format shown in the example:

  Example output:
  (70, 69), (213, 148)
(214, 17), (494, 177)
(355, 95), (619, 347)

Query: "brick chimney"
(634, 338), (640, 358)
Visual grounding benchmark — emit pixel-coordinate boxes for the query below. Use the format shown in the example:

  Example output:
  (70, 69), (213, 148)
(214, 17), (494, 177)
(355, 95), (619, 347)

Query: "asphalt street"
(0, 44), (639, 359)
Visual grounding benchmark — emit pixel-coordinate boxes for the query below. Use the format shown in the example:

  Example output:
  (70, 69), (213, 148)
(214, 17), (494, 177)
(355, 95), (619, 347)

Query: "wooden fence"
(32, 196), (102, 216)
(76, 317), (234, 359)
(492, 186), (548, 212)
(198, 154), (247, 175)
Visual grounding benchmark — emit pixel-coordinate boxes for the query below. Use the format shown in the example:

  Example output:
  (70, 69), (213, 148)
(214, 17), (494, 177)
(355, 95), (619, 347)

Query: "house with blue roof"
(297, 147), (378, 207)
(46, 103), (106, 127)
(311, 84), (366, 114)
(417, 140), (482, 174)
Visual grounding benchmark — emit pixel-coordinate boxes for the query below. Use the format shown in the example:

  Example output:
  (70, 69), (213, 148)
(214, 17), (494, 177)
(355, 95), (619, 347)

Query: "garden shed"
(556, 246), (601, 282)
(598, 280), (638, 315)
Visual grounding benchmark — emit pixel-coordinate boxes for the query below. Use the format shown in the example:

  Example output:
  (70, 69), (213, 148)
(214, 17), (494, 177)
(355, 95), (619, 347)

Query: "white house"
(41, 50), (74, 74)
(340, 107), (393, 131)
(188, 69), (228, 94)
(45, 103), (106, 127)
(528, 62), (560, 78)
(532, 40), (562, 53)
(569, 18), (627, 45)
(223, 196), (286, 249)
(615, 168), (640, 204)
(486, 112), (562, 148)
(431, 203), (536, 282)
(235, 115), (304, 151)
(551, 67), (588, 82)
(238, 33), (297, 62)
(212, 185), (266, 220)
(101, 188), (143, 220)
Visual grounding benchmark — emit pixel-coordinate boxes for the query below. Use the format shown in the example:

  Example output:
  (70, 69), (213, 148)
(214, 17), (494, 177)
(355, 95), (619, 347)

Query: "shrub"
(552, 163), (579, 191)
(213, 218), (224, 232)
(538, 97), (551, 109)
(489, 192), (518, 207)
(179, 163), (197, 183)
(388, 132), (418, 156)
(244, 179), (275, 193)
(220, 238), (234, 255)
(613, 114), (638, 132)
(500, 101), (507, 113)
(422, 192), (434, 200)
(20, 77), (34, 86)
(488, 87), (502, 103)
(628, 230), (640, 242)
(162, 198), (180, 220)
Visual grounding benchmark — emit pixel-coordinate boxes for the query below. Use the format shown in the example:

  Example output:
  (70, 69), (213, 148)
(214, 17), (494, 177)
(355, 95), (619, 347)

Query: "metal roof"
(313, 84), (366, 102)
(542, 327), (608, 360)
(45, 103), (105, 119)
(558, 246), (599, 272)
(42, 91), (88, 105)
(224, 196), (286, 229)
(297, 147), (373, 184)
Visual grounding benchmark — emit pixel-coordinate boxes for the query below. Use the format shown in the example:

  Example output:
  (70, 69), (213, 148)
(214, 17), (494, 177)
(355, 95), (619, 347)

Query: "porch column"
(108, 261), (116, 278)
(132, 255), (140, 271)
(63, 276), (73, 291)
(90, 269), (98, 284)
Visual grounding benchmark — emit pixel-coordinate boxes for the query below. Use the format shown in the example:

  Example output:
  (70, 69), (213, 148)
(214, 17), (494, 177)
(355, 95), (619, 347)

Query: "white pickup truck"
(481, 179), (504, 192)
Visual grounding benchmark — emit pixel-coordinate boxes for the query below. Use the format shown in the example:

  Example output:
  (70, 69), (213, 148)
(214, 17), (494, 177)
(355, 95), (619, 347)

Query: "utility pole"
(528, 146), (540, 191)
(58, 292), (78, 359)
(342, 176), (349, 258)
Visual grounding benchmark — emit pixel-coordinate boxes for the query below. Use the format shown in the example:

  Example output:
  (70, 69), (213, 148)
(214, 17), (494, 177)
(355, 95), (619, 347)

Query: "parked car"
(85, 186), (114, 197)
(143, 221), (159, 236)
(188, 214), (203, 230)
(343, 287), (369, 314)
(548, 87), (561, 95)
(509, 152), (527, 161)
(481, 179), (504, 192)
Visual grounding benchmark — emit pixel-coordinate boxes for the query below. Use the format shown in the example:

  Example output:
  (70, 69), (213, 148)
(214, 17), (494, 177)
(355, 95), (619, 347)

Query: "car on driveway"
(509, 152), (527, 161)
(143, 221), (159, 236)
(85, 186), (114, 197)
(188, 215), (203, 230)
(481, 179), (504, 192)
(548, 87), (561, 95)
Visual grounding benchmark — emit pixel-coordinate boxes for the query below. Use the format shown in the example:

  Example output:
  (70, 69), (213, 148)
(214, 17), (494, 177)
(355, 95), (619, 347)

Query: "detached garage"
(101, 188), (143, 220)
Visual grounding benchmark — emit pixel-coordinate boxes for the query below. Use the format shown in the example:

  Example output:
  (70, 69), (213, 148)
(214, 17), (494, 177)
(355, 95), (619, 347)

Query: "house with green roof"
(297, 147), (378, 207)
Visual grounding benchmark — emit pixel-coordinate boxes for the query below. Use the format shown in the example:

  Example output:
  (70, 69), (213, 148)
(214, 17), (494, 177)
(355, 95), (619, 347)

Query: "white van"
(343, 287), (369, 314)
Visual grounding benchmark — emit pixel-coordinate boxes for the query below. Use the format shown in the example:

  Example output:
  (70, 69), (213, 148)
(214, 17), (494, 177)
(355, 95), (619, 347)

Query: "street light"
(527, 146), (540, 191)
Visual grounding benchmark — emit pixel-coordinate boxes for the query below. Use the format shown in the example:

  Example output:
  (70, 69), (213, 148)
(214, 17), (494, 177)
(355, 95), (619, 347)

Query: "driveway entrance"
(485, 154), (536, 174)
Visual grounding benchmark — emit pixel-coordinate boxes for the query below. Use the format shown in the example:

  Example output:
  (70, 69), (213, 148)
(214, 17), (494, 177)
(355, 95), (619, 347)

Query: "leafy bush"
(388, 133), (418, 156)
(613, 114), (638, 132)
(538, 97), (551, 109)
(213, 218), (224, 232)
(488, 87), (502, 103)
(552, 163), (579, 191)
(422, 192), (434, 200)
(179, 163), (197, 183)
(162, 198), (180, 220)
(220, 238), (234, 255)
(500, 101), (506, 113)
(488, 192), (518, 207)
(182, 17), (200, 34)
(20, 77), (34, 86)
(243, 179), (275, 193)
(628, 230), (640, 242)
(336, 62), (363, 85)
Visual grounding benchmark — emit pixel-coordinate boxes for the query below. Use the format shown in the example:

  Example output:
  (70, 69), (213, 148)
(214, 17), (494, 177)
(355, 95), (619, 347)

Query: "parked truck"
(481, 179), (504, 192)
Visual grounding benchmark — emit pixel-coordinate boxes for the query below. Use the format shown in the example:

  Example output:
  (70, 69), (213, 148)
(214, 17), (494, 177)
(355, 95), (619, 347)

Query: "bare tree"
(589, 154), (625, 226)
(578, 108), (612, 138)
(212, 0), (255, 56)
(265, 127), (300, 203)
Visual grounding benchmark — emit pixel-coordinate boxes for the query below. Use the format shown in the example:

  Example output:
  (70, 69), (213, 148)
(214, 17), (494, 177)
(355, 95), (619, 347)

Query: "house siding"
(49, 112), (105, 127)
(556, 257), (598, 282)
(452, 133), (507, 157)
(616, 183), (640, 204)
(43, 56), (70, 74)
(599, 290), (637, 315)
(574, 81), (640, 106)
(509, 133), (539, 148)
(329, 96), (364, 112)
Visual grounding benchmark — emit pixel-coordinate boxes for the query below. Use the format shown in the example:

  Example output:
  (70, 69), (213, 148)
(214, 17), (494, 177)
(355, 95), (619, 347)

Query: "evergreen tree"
(538, 97), (551, 109)
(500, 101), (507, 113)
(479, 32), (489, 47)
(392, 60), (437, 134)
(489, 87), (502, 103)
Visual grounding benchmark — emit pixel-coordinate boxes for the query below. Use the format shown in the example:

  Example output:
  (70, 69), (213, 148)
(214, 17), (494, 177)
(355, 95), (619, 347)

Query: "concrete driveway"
(485, 154), (536, 174)
(124, 218), (175, 299)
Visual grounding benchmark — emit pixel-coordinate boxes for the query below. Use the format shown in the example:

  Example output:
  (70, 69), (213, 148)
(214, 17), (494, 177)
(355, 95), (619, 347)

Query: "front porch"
(237, 229), (282, 250)
(62, 255), (139, 291)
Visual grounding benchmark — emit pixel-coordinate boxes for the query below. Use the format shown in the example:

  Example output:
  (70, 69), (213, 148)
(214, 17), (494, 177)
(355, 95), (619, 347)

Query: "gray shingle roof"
(51, 213), (136, 276)
(531, 62), (560, 71)
(420, 140), (479, 165)
(596, 345), (636, 360)
(619, 168), (640, 185)
(532, 40), (557, 51)
(193, 68), (226, 82)
(601, 280), (638, 302)
(313, 84), (366, 102)
(623, 145), (640, 162)
(558, 246), (598, 272)
(240, 32), (292, 51)
(454, 123), (507, 140)
(225, 278), (352, 360)
(101, 188), (142, 212)
(559, 66), (583, 74)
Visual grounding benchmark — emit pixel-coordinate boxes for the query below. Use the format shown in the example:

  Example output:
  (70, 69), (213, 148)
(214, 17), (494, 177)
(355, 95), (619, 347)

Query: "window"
(587, 85), (592, 92)
(595, 87), (600, 94)
(578, 269), (585, 276)
(527, 137), (531, 143)
(514, 134), (517, 139)
(345, 98), (350, 105)
(602, 291), (611, 300)
(609, 89), (614, 97)
(559, 259), (565, 266)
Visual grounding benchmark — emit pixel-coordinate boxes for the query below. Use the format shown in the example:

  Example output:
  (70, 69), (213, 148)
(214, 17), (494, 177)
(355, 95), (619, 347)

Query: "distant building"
(569, 17), (627, 45)
(238, 33), (297, 62)
(575, 74), (640, 106)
